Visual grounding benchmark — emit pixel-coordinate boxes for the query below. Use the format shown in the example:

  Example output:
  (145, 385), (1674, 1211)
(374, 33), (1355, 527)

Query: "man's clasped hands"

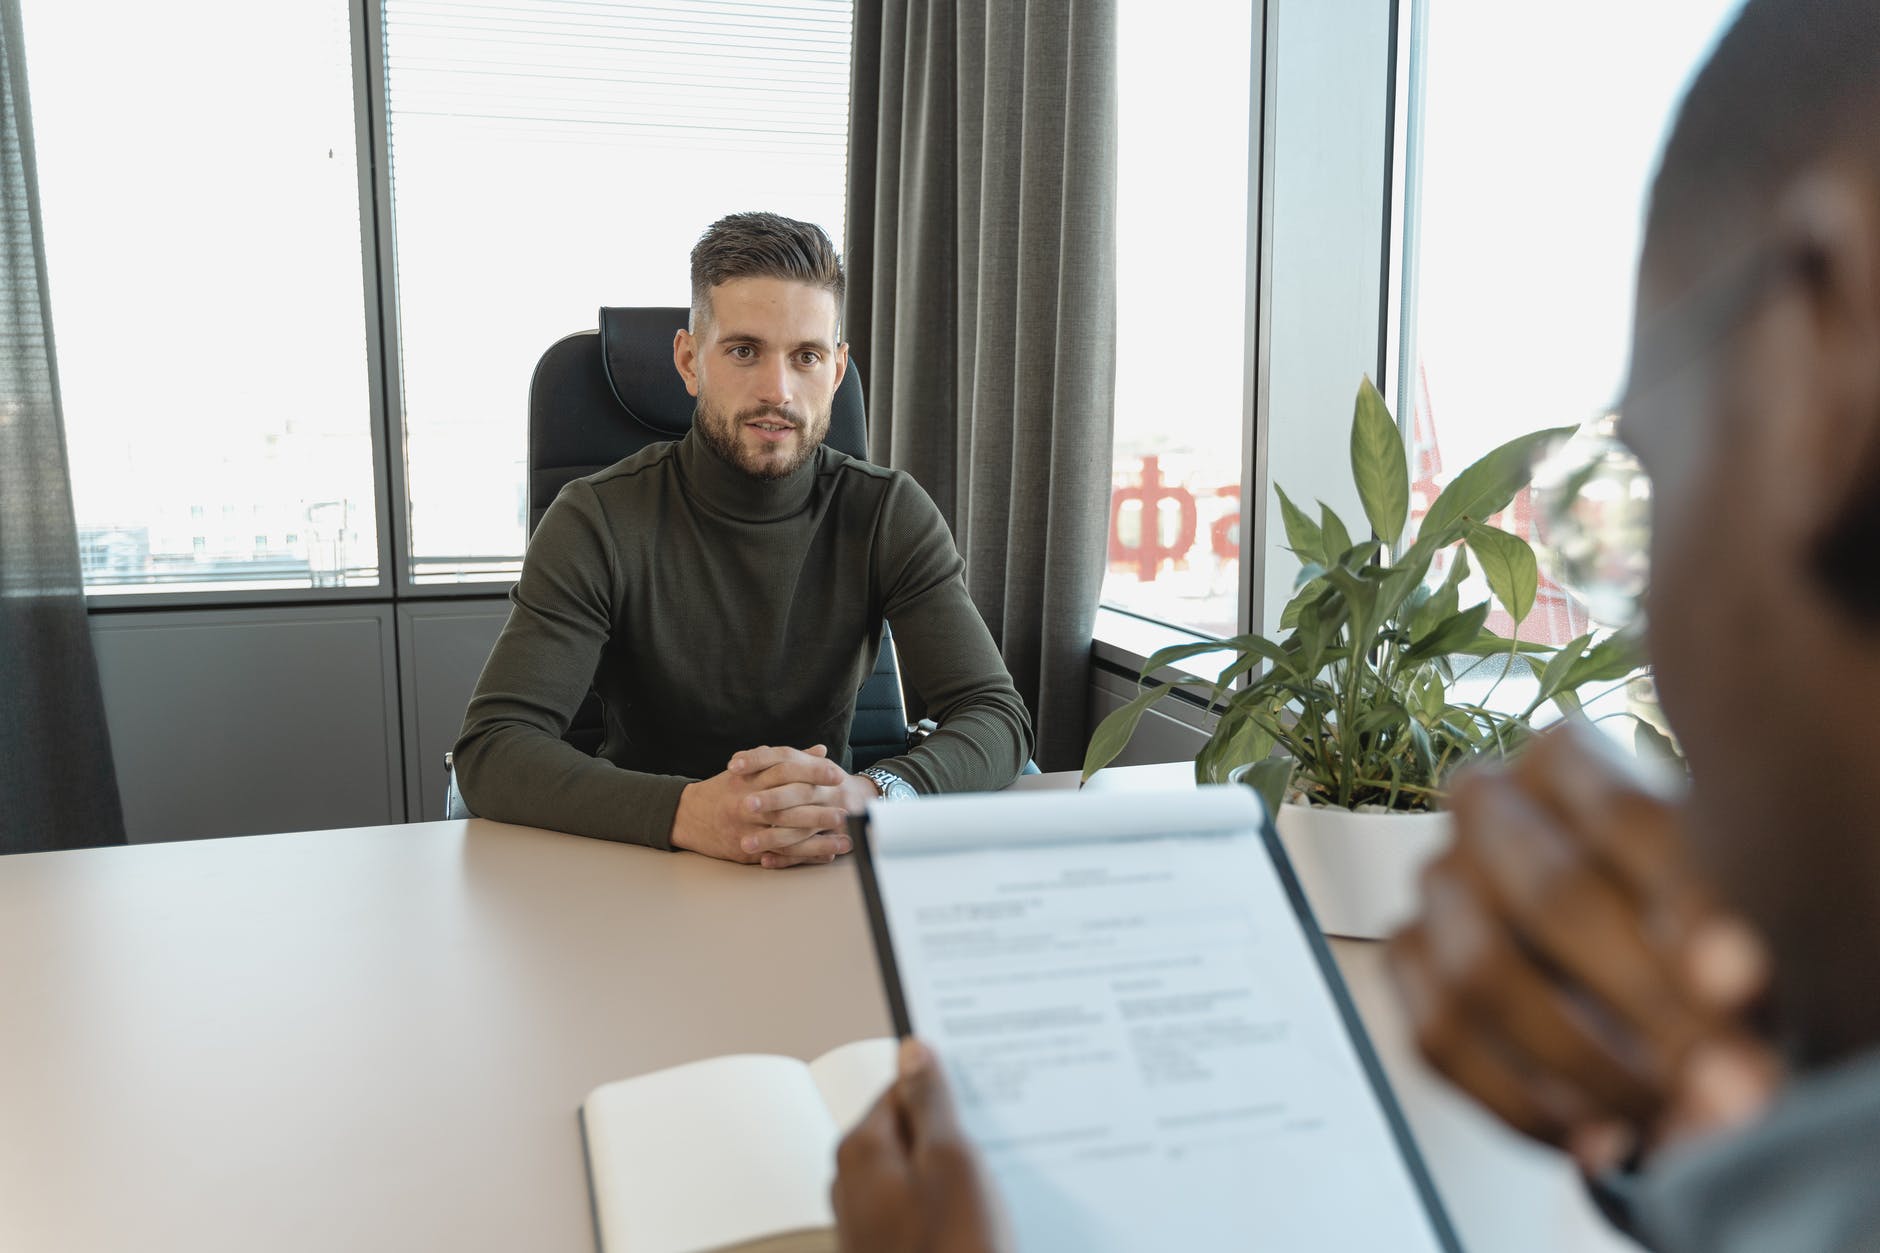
(671, 744), (881, 869)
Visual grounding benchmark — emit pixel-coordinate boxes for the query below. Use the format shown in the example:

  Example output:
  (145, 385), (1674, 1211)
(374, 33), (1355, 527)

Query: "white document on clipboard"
(853, 786), (1459, 1253)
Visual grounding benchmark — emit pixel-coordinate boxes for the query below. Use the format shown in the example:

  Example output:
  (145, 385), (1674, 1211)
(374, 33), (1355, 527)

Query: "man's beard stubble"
(694, 393), (831, 481)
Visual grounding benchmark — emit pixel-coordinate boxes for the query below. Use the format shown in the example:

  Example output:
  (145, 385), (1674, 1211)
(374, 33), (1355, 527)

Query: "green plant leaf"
(1350, 375), (1410, 544)
(1419, 425), (1576, 547)
(1560, 630), (1646, 690)
(1439, 711), (1488, 748)
(1278, 582), (1332, 632)
(1321, 565), (1383, 647)
(1455, 631), (1553, 657)
(1335, 539), (1383, 570)
(1274, 483), (1326, 568)
(1374, 564), (1425, 626)
(1464, 523), (1538, 625)
(1402, 602), (1492, 662)
(1082, 681), (1177, 780)
(1353, 703), (1409, 738)
(1138, 639), (1239, 681)
(1293, 561), (1328, 592)
(1407, 719), (1436, 776)
(1290, 590), (1352, 677)
(1207, 634), (1302, 705)
(1320, 503), (1355, 564)
(1533, 633), (1593, 707)
(1194, 709), (1236, 783)
(1413, 671), (1447, 721)
(1199, 713), (1275, 784)
(1237, 757), (1295, 819)
(1410, 551), (1468, 640)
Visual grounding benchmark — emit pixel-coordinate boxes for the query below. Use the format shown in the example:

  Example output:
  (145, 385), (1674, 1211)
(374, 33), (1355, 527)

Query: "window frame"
(56, 0), (1410, 667)
(1091, 0), (1408, 681)
(31, 0), (401, 610)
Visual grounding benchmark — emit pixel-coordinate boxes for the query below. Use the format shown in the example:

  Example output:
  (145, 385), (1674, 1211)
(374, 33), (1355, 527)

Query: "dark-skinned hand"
(832, 1039), (1010, 1253)
(1388, 722), (1781, 1173)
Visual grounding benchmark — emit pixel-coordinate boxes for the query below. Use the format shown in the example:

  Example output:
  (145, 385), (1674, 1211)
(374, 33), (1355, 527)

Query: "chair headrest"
(599, 306), (697, 436)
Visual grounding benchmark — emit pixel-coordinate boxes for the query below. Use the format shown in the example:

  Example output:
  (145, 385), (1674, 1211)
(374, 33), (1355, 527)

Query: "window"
(380, 0), (855, 585)
(1103, 1), (1254, 640)
(1394, 0), (1746, 646)
(24, 0), (380, 594)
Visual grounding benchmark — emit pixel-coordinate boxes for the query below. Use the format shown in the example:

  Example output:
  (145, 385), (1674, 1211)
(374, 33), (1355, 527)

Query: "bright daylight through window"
(1399, 0), (1747, 651)
(383, 0), (854, 584)
(25, 0), (378, 594)
(1102, 0), (1252, 640)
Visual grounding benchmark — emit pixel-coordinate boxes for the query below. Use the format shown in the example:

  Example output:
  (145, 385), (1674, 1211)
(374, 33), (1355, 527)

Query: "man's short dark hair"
(688, 212), (845, 333)
(1645, 0), (1880, 273)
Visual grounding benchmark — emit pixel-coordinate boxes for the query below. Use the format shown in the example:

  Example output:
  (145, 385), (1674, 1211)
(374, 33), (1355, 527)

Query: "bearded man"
(455, 212), (1032, 865)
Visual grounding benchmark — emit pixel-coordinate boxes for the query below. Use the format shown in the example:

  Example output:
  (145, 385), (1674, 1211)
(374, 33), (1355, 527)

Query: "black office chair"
(445, 307), (920, 820)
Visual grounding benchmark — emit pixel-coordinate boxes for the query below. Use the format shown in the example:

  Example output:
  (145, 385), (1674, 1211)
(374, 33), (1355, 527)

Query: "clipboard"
(847, 786), (1462, 1253)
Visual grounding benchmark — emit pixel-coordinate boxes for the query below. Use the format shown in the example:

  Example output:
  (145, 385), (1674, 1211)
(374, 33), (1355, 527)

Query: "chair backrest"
(528, 306), (868, 532)
(526, 307), (906, 767)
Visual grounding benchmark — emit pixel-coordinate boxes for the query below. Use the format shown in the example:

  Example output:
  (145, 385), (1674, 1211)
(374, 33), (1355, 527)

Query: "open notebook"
(853, 785), (1462, 1253)
(579, 1037), (897, 1253)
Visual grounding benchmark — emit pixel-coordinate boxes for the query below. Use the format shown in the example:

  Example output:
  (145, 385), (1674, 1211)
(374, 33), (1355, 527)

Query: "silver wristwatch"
(860, 767), (917, 801)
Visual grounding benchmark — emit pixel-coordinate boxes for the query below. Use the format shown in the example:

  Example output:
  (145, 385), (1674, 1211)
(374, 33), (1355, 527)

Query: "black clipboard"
(846, 796), (1464, 1253)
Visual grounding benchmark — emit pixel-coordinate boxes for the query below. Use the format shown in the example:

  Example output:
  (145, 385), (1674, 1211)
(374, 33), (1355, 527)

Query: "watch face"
(870, 770), (916, 801)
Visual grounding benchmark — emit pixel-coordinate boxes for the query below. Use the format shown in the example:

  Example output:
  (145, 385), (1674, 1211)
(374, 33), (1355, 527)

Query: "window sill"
(1090, 606), (1231, 688)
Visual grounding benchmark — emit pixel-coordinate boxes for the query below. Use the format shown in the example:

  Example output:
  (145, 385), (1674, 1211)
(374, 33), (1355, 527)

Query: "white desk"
(0, 769), (1640, 1251)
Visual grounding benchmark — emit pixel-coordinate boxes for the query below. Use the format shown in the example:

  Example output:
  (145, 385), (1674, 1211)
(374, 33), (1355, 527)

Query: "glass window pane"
(382, 0), (854, 585)
(24, 0), (379, 595)
(1102, 0), (1252, 640)
(1400, 0), (1743, 646)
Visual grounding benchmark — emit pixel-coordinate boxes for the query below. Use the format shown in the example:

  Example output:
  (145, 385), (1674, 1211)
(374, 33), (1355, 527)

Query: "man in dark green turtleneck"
(454, 212), (1033, 866)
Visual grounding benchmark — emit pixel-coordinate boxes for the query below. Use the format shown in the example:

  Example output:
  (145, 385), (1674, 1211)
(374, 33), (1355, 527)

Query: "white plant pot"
(1273, 803), (1452, 941)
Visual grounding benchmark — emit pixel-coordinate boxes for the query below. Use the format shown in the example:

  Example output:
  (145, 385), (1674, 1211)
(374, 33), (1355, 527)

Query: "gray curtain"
(846, 0), (1117, 773)
(1, 0), (125, 853)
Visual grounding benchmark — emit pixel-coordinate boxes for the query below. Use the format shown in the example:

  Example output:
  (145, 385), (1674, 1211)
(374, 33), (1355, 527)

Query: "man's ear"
(833, 341), (850, 392)
(673, 327), (701, 398)
(1772, 169), (1880, 617)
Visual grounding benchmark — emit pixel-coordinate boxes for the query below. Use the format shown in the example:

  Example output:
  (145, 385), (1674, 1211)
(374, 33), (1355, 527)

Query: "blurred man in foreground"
(831, 0), (1880, 1247)
(1390, 0), (1880, 1242)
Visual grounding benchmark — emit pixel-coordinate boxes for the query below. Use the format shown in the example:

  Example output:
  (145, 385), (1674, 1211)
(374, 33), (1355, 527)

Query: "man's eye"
(797, 351), (821, 367)
(730, 345), (754, 360)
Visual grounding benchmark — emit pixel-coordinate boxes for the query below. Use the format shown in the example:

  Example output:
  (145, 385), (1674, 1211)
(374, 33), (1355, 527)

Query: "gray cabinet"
(92, 605), (404, 842)
(396, 601), (511, 822)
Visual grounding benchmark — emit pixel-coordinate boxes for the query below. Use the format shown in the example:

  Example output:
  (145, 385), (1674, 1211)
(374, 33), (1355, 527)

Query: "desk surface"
(0, 772), (1639, 1252)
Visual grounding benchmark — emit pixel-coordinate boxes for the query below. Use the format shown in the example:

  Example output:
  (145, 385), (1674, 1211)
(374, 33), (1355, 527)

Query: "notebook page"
(806, 1037), (898, 1135)
(867, 787), (1448, 1253)
(582, 1055), (836, 1253)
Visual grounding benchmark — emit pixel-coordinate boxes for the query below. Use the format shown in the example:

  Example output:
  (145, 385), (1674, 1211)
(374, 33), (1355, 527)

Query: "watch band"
(860, 767), (916, 801)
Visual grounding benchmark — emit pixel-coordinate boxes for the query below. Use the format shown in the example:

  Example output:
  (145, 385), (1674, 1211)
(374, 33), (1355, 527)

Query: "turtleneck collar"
(673, 423), (823, 522)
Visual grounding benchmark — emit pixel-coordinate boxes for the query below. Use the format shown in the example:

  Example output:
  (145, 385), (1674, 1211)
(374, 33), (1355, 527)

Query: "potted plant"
(1083, 377), (1643, 938)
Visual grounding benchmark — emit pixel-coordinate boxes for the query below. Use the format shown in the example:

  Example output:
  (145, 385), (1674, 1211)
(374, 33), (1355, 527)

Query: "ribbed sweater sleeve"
(863, 479), (1034, 792)
(452, 481), (689, 849)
